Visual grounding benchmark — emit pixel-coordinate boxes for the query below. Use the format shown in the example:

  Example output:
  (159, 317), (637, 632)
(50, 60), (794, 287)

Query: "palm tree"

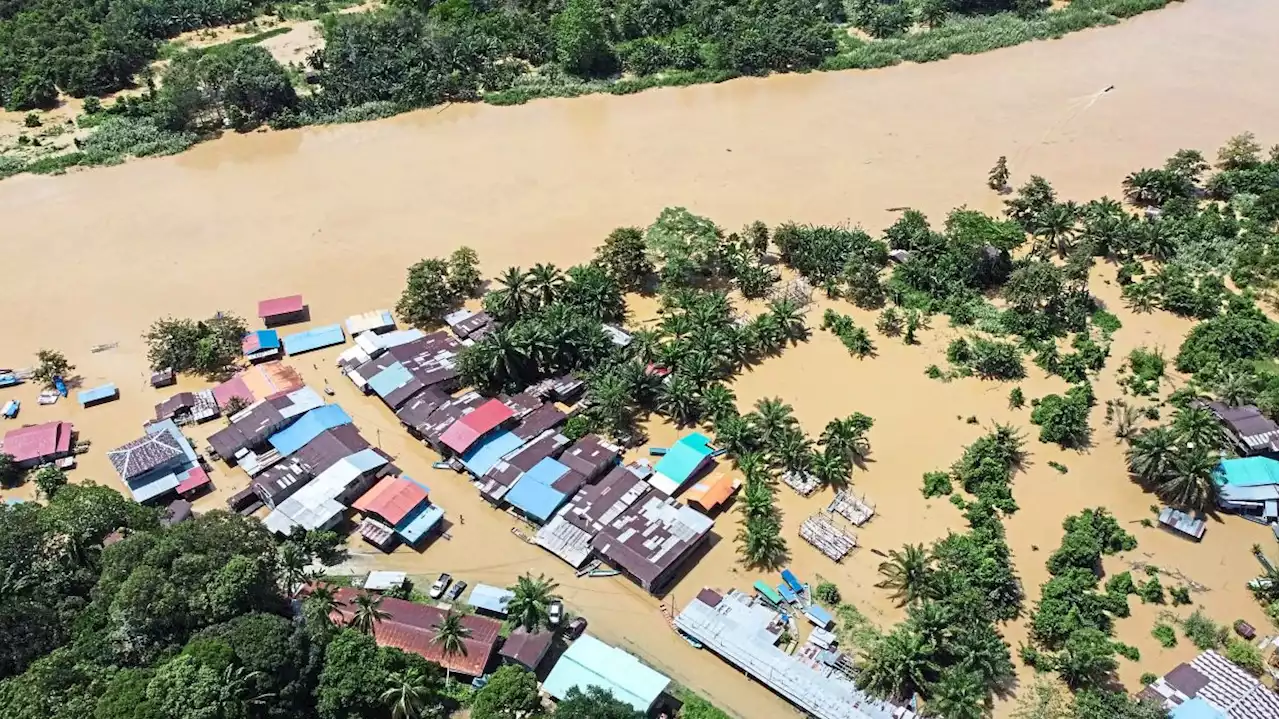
(1123, 281), (1157, 313)
(1112, 401), (1143, 442)
(660, 312), (694, 342)
(926, 668), (987, 719)
(491, 266), (532, 320)
(1214, 370), (1254, 407)
(700, 383), (738, 424)
(657, 376), (702, 426)
(1158, 447), (1221, 514)
(739, 478), (776, 522)
(431, 609), (472, 685)
(773, 429), (813, 474)
(875, 544), (933, 607)
(858, 628), (938, 702)
(1126, 426), (1179, 487)
(753, 397), (798, 445)
(678, 351), (719, 389)
(528, 263), (565, 309)
(277, 541), (311, 597)
(381, 668), (436, 719)
(484, 327), (530, 386)
(844, 327), (876, 358)
(349, 591), (390, 635)
(629, 329), (665, 366)
(218, 665), (275, 718)
(820, 416), (871, 463)
(809, 448), (850, 490)
(586, 372), (636, 438)
(715, 414), (761, 457)
(767, 298), (808, 343)
(733, 450), (771, 485)
(736, 515), (788, 569)
(1173, 406), (1223, 452)
(303, 584), (340, 635)
(506, 573), (559, 632)
(1032, 202), (1078, 258)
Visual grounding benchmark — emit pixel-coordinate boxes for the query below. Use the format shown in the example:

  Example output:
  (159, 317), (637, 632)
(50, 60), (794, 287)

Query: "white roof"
(648, 472), (682, 496)
(336, 344), (373, 368)
(345, 309), (395, 335)
(266, 448), (388, 533)
(364, 571), (408, 590)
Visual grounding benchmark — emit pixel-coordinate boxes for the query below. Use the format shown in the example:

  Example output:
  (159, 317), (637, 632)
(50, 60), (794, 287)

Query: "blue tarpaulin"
(781, 569), (803, 593)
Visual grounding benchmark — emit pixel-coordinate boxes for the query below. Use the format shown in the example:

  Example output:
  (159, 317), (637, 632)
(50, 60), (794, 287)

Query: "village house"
(1139, 649), (1279, 719)
(258, 294), (307, 327)
(106, 419), (202, 503)
(1, 421), (76, 469)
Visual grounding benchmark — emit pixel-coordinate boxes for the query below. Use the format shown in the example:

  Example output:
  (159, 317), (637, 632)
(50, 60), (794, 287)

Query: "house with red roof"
(1, 421), (75, 468)
(352, 475), (445, 550)
(438, 399), (514, 455)
(258, 295), (307, 327)
(329, 587), (501, 677)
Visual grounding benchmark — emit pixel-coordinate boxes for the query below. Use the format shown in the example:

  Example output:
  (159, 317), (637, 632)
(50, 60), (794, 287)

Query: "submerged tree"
(987, 156), (1010, 192)
(875, 544), (933, 607)
(506, 573), (560, 632)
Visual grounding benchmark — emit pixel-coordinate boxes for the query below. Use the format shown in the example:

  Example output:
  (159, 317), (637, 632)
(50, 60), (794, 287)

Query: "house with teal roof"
(650, 432), (716, 495)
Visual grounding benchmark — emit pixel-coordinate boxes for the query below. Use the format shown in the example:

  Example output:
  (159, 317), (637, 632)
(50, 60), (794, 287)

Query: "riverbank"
(0, 0), (1182, 181)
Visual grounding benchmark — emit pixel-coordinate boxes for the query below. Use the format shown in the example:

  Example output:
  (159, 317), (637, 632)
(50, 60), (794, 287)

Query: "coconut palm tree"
(1173, 406), (1224, 452)
(303, 584), (340, 635)
(657, 376), (702, 426)
(1032, 202), (1078, 258)
(431, 609), (472, 685)
(218, 665), (275, 718)
(809, 449), (850, 490)
(1126, 426), (1179, 487)
(506, 573), (559, 632)
(349, 591), (390, 635)
(528, 263), (565, 309)
(1158, 447), (1221, 514)
(767, 298), (808, 343)
(490, 266), (533, 320)
(736, 515), (788, 569)
(381, 668), (436, 719)
(699, 383), (737, 424)
(858, 628), (938, 702)
(277, 542), (311, 597)
(875, 544), (933, 607)
(753, 397), (798, 445)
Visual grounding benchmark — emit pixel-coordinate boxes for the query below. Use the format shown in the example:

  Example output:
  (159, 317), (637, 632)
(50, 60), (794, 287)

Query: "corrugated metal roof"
(258, 295), (304, 318)
(542, 635), (669, 711)
(460, 431), (524, 477)
(1216, 457), (1279, 487)
(467, 583), (515, 615)
(505, 457), (576, 523)
(77, 383), (118, 405)
(268, 405), (353, 457)
(345, 309), (395, 335)
(283, 324), (346, 355)
(652, 433), (714, 493)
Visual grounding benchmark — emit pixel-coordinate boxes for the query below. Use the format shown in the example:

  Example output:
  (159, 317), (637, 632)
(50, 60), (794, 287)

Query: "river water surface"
(0, 0), (1276, 716)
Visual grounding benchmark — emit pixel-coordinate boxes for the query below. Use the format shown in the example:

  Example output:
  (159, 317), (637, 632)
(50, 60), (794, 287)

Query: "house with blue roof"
(651, 432), (716, 495)
(242, 330), (281, 363)
(1215, 456), (1279, 524)
(505, 457), (587, 524)
(269, 404), (353, 457)
(282, 324), (346, 355)
(460, 430), (524, 477)
(542, 634), (670, 712)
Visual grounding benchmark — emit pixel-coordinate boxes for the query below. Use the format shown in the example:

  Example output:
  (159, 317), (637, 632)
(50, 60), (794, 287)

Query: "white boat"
(37, 390), (59, 405)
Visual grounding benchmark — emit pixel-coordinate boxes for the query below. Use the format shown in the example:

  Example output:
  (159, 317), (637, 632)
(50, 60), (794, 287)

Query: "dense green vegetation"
(143, 311), (248, 377)
(2, 0), (1188, 177)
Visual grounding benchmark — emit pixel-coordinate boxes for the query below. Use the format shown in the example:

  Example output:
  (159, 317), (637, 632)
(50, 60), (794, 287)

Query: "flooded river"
(0, 0), (1276, 716)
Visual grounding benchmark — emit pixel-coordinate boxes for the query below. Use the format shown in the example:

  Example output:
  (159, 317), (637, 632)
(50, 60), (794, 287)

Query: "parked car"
(566, 616), (588, 640)
(446, 580), (467, 602)
(548, 600), (564, 627)
(428, 573), (452, 599)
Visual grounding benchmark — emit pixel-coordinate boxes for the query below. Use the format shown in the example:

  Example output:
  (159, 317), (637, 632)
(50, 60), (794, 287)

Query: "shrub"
(1114, 642), (1140, 661)
(971, 338), (1025, 379)
(814, 582), (841, 605)
(1030, 385), (1092, 448)
(23, 112), (41, 127)
(1105, 572), (1136, 596)
(946, 337), (973, 365)
(1137, 578), (1164, 604)
(921, 471), (953, 498)
(1140, 672), (1158, 686)
(1008, 387), (1025, 408)
(1124, 347), (1166, 396)
(1151, 623), (1177, 648)
(1182, 610), (1227, 650)
(1169, 586), (1191, 606)
(1047, 461), (1068, 474)
(1225, 638), (1265, 676)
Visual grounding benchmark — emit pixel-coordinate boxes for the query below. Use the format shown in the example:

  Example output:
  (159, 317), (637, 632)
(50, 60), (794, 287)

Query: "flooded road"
(0, 0), (1276, 716)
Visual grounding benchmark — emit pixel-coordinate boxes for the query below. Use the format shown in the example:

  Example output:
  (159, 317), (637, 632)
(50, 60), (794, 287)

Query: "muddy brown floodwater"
(0, 0), (1276, 716)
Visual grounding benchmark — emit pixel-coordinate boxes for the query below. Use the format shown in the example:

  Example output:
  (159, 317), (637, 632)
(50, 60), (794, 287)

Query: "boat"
(679, 631), (704, 649)
(587, 567), (620, 578)
(432, 461), (451, 470)
(2, 400), (18, 418)
(37, 390), (59, 405)
(53, 376), (67, 397)
(0, 373), (20, 388)
(648, 447), (668, 456)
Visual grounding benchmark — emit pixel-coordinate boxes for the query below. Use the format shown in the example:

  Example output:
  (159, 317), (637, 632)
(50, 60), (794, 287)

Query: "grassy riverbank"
(0, 0), (1177, 181)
